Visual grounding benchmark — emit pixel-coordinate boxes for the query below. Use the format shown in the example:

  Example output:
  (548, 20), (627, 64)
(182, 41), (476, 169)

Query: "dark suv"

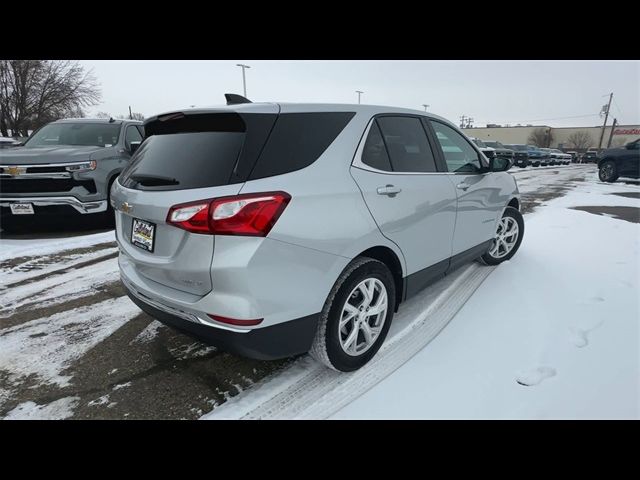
(504, 144), (529, 168)
(0, 118), (143, 221)
(597, 139), (640, 182)
(483, 141), (514, 162)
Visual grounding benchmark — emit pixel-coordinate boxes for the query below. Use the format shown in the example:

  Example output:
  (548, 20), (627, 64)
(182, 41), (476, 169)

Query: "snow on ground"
(0, 296), (141, 388)
(0, 230), (115, 262)
(3, 397), (79, 420)
(331, 180), (639, 419)
(0, 257), (120, 315)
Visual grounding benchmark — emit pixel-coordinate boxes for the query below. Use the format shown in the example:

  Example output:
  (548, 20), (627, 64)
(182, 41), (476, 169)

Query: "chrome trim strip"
(0, 196), (107, 213)
(0, 160), (94, 169)
(120, 273), (250, 334)
(0, 172), (72, 179)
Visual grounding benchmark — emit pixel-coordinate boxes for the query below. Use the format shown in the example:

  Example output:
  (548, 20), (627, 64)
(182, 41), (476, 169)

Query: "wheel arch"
(357, 246), (404, 311)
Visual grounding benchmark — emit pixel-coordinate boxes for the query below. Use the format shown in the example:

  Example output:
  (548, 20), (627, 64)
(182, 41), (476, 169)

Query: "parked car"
(583, 150), (599, 163)
(597, 139), (640, 182)
(0, 137), (21, 149)
(483, 141), (515, 162)
(0, 118), (144, 221)
(542, 148), (571, 165)
(468, 137), (497, 162)
(526, 145), (549, 167)
(566, 150), (579, 163)
(555, 149), (572, 165)
(503, 144), (530, 168)
(112, 99), (524, 372)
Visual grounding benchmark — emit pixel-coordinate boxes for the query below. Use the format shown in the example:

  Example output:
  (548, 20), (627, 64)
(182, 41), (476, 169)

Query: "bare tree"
(527, 127), (554, 148)
(95, 111), (112, 119)
(0, 60), (101, 137)
(567, 131), (593, 151)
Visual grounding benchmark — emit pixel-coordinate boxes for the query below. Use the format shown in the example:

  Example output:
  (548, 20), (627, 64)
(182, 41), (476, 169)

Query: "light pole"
(356, 90), (363, 104)
(422, 104), (430, 112)
(236, 64), (251, 97)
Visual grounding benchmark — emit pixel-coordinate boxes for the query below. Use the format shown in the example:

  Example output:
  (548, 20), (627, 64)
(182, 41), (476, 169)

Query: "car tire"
(309, 257), (396, 372)
(480, 206), (524, 266)
(598, 161), (619, 183)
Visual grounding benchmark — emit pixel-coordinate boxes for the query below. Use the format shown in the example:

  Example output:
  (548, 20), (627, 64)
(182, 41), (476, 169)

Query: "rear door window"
(361, 121), (393, 171)
(376, 116), (437, 173)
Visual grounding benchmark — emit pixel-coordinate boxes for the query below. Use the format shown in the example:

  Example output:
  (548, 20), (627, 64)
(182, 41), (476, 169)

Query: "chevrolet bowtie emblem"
(121, 202), (133, 214)
(6, 166), (26, 177)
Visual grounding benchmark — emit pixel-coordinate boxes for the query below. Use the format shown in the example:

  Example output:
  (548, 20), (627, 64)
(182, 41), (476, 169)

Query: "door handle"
(456, 182), (470, 191)
(377, 185), (402, 197)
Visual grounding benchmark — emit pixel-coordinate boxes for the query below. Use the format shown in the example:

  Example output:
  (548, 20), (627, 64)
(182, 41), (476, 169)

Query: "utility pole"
(128, 106), (132, 120)
(422, 104), (429, 112)
(598, 92), (613, 151)
(460, 115), (467, 128)
(607, 118), (618, 149)
(467, 117), (474, 128)
(236, 64), (251, 97)
(356, 91), (363, 104)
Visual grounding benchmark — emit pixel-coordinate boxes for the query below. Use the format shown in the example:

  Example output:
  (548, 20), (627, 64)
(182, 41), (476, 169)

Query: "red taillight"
(166, 191), (291, 236)
(207, 314), (263, 326)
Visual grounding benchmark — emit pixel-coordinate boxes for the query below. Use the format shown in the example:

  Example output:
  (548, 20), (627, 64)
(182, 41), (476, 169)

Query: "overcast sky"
(80, 60), (639, 128)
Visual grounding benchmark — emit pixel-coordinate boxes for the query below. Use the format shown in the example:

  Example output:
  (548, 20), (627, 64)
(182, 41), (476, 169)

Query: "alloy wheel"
(339, 278), (388, 356)
(488, 216), (519, 259)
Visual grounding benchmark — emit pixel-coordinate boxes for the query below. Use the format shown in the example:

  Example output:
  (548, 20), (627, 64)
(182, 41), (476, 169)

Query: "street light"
(356, 90), (363, 104)
(422, 104), (430, 112)
(236, 64), (251, 97)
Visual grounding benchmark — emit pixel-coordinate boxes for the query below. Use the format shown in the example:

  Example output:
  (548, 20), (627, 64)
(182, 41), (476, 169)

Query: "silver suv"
(112, 100), (524, 372)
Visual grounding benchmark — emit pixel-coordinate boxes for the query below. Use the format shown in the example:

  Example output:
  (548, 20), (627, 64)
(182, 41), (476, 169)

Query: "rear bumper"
(0, 196), (107, 214)
(123, 279), (319, 360)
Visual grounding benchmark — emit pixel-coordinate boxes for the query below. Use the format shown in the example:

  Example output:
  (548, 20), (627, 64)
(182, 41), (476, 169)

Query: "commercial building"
(462, 124), (640, 151)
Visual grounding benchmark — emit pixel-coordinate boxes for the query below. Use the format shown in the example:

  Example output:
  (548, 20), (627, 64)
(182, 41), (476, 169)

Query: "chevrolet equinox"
(112, 97), (524, 372)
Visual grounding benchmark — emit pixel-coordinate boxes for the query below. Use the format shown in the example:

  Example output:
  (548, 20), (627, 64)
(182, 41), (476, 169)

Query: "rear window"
(119, 132), (245, 190)
(119, 111), (354, 190)
(249, 112), (355, 180)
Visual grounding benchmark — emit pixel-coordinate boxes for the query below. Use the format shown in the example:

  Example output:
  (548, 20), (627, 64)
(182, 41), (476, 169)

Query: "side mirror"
(489, 156), (512, 172)
(129, 141), (141, 154)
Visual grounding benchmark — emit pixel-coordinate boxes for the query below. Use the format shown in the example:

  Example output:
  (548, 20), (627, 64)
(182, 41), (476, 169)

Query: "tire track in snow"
(0, 296), (141, 389)
(0, 256), (120, 317)
(204, 263), (495, 420)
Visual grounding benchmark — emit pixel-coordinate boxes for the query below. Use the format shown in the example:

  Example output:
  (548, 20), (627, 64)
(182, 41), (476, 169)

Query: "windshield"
(485, 141), (503, 148)
(24, 123), (122, 148)
(472, 138), (487, 148)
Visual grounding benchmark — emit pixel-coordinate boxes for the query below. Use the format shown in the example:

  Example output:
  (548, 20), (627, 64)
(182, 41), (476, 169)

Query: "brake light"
(207, 314), (263, 326)
(166, 191), (291, 236)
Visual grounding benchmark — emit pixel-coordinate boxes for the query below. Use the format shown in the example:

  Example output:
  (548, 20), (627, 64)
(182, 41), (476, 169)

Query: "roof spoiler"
(225, 93), (252, 105)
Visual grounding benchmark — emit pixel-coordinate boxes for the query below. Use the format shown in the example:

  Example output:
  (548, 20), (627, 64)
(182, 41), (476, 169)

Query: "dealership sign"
(613, 128), (640, 135)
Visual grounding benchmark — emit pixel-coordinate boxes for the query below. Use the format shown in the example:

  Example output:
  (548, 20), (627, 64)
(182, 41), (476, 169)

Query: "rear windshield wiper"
(129, 174), (180, 186)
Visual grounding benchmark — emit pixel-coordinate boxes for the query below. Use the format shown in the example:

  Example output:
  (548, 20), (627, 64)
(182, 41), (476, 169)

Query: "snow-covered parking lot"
(1, 164), (638, 419)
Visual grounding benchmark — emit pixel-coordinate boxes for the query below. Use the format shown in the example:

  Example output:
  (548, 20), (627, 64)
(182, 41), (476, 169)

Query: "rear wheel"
(598, 161), (618, 183)
(310, 257), (395, 372)
(480, 207), (524, 266)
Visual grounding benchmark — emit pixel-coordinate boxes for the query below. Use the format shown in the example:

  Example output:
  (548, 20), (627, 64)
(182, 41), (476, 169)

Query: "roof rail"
(225, 93), (252, 105)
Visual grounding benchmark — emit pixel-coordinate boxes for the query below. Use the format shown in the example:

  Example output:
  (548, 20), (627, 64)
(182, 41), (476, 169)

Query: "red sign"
(613, 128), (640, 135)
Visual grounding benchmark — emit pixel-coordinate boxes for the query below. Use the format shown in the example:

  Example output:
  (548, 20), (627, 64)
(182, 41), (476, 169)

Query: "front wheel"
(310, 257), (395, 372)
(598, 161), (618, 183)
(480, 206), (524, 266)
